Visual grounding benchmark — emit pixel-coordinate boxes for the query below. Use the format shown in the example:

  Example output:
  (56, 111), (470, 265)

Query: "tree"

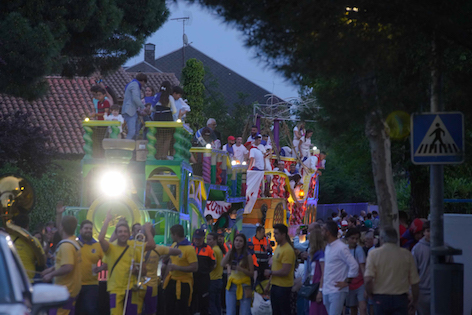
(0, 111), (51, 176)
(182, 58), (206, 129)
(202, 68), (253, 140)
(0, 0), (169, 99)
(191, 0), (472, 229)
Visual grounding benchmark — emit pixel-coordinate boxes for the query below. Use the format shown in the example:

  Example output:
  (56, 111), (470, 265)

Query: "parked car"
(0, 230), (69, 315)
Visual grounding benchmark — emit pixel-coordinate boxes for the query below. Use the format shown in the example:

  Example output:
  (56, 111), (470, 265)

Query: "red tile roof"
(0, 68), (179, 156)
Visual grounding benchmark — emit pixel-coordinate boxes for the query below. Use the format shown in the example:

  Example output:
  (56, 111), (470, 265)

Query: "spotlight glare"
(84, 117), (90, 122)
(176, 119), (182, 123)
(231, 160), (237, 166)
(205, 143), (212, 149)
(242, 161), (247, 166)
(100, 172), (126, 196)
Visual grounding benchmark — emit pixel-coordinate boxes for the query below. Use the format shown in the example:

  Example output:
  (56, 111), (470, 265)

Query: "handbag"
(298, 281), (319, 301)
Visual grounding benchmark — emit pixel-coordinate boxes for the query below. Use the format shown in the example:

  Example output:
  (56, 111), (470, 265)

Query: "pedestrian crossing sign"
(411, 112), (464, 164)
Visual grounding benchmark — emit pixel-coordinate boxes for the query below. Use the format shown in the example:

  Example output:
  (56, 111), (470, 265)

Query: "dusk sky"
(125, 2), (300, 100)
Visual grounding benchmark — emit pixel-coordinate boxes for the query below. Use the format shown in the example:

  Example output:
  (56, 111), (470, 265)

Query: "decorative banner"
(244, 170), (265, 214)
(204, 200), (231, 219)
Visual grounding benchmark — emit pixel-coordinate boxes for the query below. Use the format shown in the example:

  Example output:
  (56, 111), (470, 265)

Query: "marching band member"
(140, 228), (181, 315)
(99, 211), (154, 315)
(42, 216), (82, 315)
(75, 219), (106, 315)
(163, 224), (198, 315)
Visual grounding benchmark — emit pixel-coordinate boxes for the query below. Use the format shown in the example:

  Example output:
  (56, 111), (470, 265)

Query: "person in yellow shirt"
(42, 216), (82, 315)
(207, 232), (224, 315)
(221, 234), (254, 315)
(74, 219), (106, 315)
(264, 224), (296, 315)
(140, 228), (181, 315)
(99, 210), (154, 315)
(163, 224), (198, 315)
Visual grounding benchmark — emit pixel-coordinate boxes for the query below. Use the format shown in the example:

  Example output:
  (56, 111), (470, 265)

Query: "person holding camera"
(222, 234), (254, 315)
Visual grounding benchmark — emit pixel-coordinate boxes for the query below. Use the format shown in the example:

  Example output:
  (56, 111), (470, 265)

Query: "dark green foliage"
(0, 161), (81, 231)
(0, 0), (169, 99)
(311, 122), (376, 204)
(202, 70), (252, 140)
(182, 58), (206, 129)
(0, 111), (51, 176)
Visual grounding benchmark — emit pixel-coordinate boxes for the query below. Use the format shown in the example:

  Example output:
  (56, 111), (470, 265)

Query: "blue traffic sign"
(411, 112), (464, 164)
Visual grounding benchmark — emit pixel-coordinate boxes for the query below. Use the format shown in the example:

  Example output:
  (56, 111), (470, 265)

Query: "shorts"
(140, 285), (158, 315)
(346, 284), (365, 307)
(49, 295), (77, 315)
(109, 290), (143, 315)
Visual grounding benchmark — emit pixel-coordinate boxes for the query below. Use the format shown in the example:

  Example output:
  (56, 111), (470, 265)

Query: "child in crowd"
(95, 87), (110, 120)
(172, 86), (191, 121)
(138, 103), (153, 139)
(105, 105), (125, 138)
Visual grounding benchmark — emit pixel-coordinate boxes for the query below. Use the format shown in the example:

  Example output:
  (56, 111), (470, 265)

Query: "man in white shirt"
(248, 136), (265, 171)
(231, 136), (248, 162)
(257, 135), (273, 171)
(298, 129), (313, 160)
(322, 221), (359, 315)
(247, 125), (261, 143)
(222, 136), (236, 159)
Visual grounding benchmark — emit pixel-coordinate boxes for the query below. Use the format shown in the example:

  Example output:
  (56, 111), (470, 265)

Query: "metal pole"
(429, 34), (444, 315)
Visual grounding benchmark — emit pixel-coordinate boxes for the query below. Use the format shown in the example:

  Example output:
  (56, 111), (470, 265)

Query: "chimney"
(144, 43), (156, 67)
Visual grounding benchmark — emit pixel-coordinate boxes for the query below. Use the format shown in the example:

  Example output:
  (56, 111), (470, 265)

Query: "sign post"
(411, 112), (464, 314)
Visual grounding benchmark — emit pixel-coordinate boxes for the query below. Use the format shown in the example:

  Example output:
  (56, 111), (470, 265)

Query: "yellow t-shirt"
(14, 237), (37, 281)
(169, 243), (198, 282)
(271, 242), (296, 287)
(54, 237), (82, 297)
(210, 246), (223, 280)
(105, 242), (141, 292)
(145, 245), (170, 287)
(80, 242), (103, 285)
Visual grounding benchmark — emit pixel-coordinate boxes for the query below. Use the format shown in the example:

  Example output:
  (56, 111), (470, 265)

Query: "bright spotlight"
(189, 172), (192, 177)
(100, 172), (126, 196)
(84, 117), (90, 122)
(176, 119), (182, 123)
(313, 146), (318, 151)
(242, 161), (247, 166)
(231, 160), (237, 166)
(205, 143), (212, 149)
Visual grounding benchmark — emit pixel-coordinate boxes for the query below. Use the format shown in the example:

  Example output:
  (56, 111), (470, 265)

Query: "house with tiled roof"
(125, 44), (282, 110)
(0, 68), (179, 156)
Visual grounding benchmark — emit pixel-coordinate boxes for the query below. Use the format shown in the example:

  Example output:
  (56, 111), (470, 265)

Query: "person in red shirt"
(399, 211), (409, 247)
(95, 87), (110, 120)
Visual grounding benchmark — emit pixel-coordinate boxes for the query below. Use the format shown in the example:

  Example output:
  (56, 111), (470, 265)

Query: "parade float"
(61, 115), (320, 244)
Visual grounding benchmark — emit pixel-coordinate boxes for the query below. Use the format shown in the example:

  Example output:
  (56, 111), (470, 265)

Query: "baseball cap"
(341, 220), (348, 227)
(244, 141), (252, 148)
(193, 229), (205, 239)
(228, 136), (235, 141)
(255, 135), (262, 139)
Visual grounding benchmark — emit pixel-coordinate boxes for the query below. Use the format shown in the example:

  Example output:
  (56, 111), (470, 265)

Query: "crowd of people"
(88, 74), (326, 170)
(11, 201), (438, 315)
(89, 74), (190, 140)
(11, 76), (437, 315)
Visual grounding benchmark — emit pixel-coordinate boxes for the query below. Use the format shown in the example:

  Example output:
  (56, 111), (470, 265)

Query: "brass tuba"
(0, 174), (45, 269)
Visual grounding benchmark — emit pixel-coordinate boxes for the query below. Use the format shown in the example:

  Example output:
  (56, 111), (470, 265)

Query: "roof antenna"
(171, 13), (192, 67)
